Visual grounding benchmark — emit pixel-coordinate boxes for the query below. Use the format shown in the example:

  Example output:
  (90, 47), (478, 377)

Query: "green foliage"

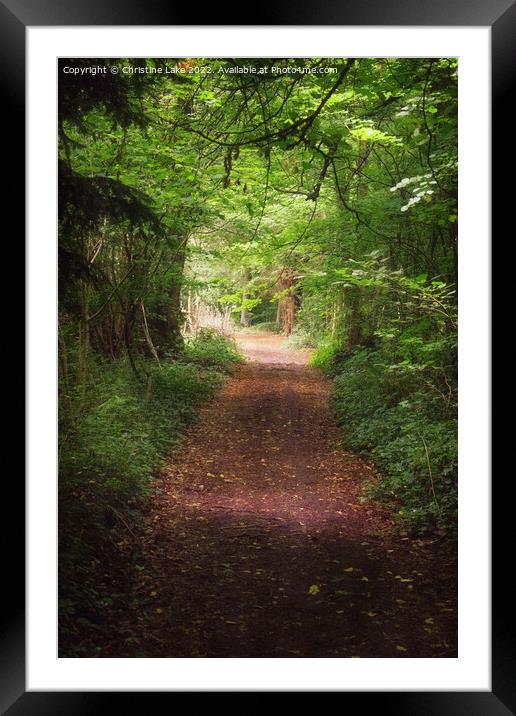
(310, 337), (341, 370)
(248, 299), (278, 326)
(182, 328), (243, 370)
(285, 329), (315, 349)
(62, 390), (157, 509)
(322, 333), (457, 536)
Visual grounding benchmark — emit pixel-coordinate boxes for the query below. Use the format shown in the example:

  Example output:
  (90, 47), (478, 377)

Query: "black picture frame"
(4, 0), (506, 710)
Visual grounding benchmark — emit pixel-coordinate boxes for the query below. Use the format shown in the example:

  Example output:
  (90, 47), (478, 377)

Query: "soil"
(99, 332), (457, 658)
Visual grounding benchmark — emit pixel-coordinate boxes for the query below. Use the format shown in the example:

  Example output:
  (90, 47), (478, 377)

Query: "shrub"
(286, 329), (318, 349)
(317, 338), (457, 536)
(182, 328), (243, 371)
(310, 336), (341, 371)
(60, 334), (241, 529)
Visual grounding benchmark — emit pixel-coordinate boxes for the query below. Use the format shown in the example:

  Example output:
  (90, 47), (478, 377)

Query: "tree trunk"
(240, 268), (251, 327)
(153, 250), (186, 357)
(277, 270), (297, 335)
(346, 285), (362, 347)
(331, 287), (345, 339)
(77, 278), (90, 400)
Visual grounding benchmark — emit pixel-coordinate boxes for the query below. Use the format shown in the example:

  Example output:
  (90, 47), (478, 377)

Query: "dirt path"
(107, 332), (457, 657)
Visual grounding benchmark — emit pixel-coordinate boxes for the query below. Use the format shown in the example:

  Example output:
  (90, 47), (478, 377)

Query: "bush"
(60, 334), (241, 524)
(309, 336), (341, 371)
(285, 329), (316, 349)
(182, 328), (243, 371)
(316, 338), (457, 536)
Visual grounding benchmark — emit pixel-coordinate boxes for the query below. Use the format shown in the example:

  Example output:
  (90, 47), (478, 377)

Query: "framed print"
(4, 0), (507, 709)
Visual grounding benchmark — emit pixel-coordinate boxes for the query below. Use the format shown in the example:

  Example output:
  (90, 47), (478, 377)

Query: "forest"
(59, 57), (458, 658)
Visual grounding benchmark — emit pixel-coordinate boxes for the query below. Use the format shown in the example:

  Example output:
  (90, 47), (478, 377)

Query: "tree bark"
(277, 270), (297, 335)
(346, 285), (362, 347)
(240, 268), (251, 327)
(77, 278), (90, 400)
(153, 250), (186, 357)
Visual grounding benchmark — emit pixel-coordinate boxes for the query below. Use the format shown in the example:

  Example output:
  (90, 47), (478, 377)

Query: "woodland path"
(108, 332), (457, 657)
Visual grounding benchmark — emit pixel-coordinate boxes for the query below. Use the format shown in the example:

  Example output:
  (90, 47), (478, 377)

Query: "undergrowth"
(58, 329), (242, 653)
(285, 330), (317, 349)
(311, 333), (457, 537)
